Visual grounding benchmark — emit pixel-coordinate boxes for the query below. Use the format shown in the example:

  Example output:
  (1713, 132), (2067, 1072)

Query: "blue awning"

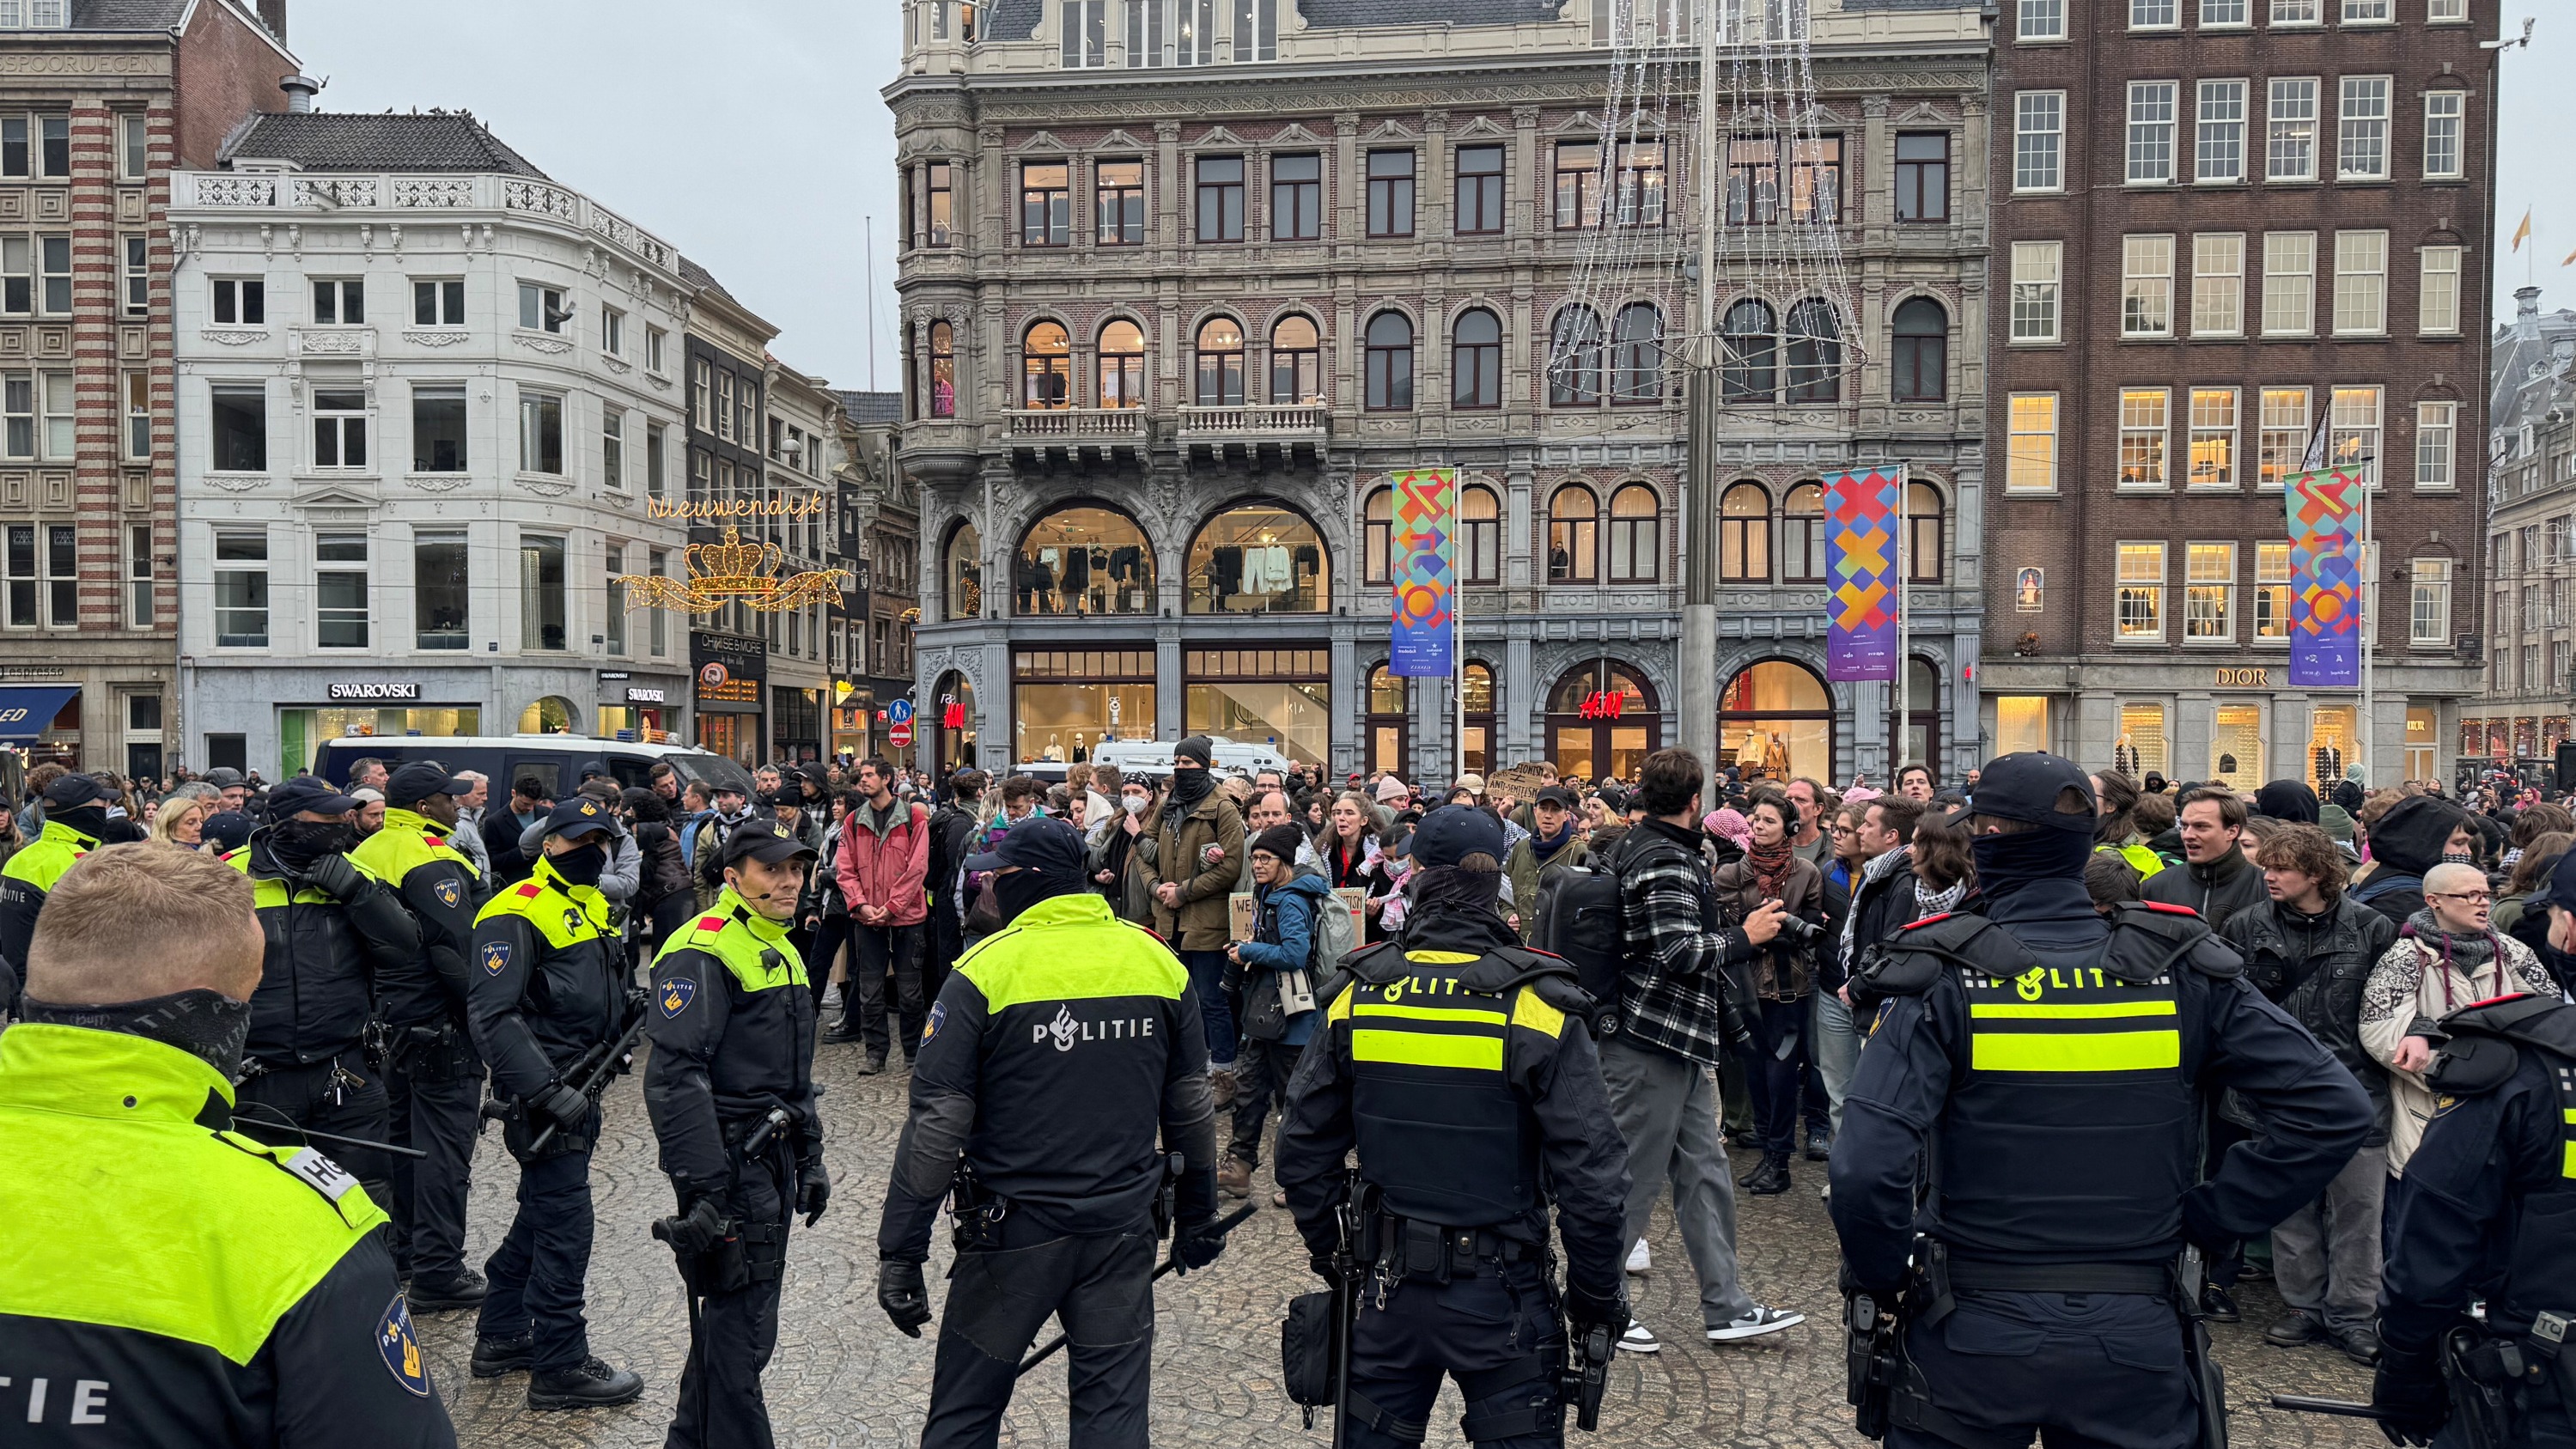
(0, 685), (79, 742)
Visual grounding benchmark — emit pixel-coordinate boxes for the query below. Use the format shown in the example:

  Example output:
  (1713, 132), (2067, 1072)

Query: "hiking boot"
(1210, 1068), (1239, 1110)
(470, 1334), (534, 1378)
(527, 1356), (644, 1410)
(408, 1269), (487, 1312)
(1216, 1158), (1253, 1199)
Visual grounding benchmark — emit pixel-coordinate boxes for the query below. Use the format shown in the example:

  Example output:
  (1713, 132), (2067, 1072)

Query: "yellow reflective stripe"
(1511, 987), (1566, 1038)
(1351, 1027), (1504, 1072)
(1354, 1002), (1507, 1025)
(1403, 950), (1482, 965)
(2562, 1108), (2576, 1123)
(2563, 1140), (2574, 1180)
(1970, 1030), (2181, 1074)
(1970, 1001), (2179, 1020)
(1327, 985), (1355, 1024)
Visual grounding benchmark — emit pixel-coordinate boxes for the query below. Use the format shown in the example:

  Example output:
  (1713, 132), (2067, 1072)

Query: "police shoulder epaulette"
(515, 881), (544, 898)
(2141, 900), (2203, 918)
(1902, 912), (1955, 930)
(210, 1131), (375, 1229)
(692, 913), (729, 935)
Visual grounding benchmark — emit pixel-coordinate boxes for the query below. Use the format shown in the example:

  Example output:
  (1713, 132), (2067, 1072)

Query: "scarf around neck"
(2402, 907), (2503, 1011)
(1747, 837), (1794, 897)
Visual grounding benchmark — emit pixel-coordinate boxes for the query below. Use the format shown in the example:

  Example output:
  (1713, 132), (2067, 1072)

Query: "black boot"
(527, 1355), (644, 1410)
(1743, 1154), (1793, 1196)
(408, 1267), (488, 1312)
(470, 1333), (533, 1378)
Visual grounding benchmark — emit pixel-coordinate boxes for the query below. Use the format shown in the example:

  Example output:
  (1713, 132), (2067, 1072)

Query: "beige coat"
(2358, 928), (2556, 1173)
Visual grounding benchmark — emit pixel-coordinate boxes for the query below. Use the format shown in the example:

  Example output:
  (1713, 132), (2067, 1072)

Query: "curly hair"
(2250, 822), (2350, 902)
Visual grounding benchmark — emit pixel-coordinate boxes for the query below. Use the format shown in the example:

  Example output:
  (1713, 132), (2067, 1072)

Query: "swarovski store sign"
(326, 683), (422, 702)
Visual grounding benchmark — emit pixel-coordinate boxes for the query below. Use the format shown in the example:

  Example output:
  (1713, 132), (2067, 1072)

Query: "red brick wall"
(172, 0), (291, 168)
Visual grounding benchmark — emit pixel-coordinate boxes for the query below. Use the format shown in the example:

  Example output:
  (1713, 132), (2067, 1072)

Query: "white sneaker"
(1819, 1183), (1831, 1202)
(1625, 1239), (1651, 1275)
(1617, 1319), (1661, 1355)
(1707, 1306), (1805, 1343)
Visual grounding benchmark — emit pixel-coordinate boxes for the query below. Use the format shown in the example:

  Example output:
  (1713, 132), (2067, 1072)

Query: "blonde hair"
(26, 842), (262, 1005)
(149, 794), (207, 847)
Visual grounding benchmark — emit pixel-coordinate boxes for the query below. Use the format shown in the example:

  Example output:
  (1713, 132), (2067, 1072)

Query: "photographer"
(1711, 795), (1825, 1197)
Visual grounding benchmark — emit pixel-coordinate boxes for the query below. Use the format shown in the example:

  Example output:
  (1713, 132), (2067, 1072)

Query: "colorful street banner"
(2287, 468), (2365, 688)
(1824, 467), (1901, 682)
(1388, 467), (1457, 677)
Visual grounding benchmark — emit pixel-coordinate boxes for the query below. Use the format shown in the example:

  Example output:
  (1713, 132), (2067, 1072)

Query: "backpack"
(1536, 852), (1629, 1039)
(1308, 882), (1360, 976)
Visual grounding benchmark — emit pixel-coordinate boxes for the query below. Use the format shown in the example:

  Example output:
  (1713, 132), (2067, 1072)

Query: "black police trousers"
(1888, 1291), (2196, 1449)
(477, 1105), (601, 1374)
(1346, 1259), (1567, 1449)
(233, 1045), (393, 1206)
(667, 1153), (792, 1449)
(922, 1227), (1155, 1449)
(386, 1030), (482, 1284)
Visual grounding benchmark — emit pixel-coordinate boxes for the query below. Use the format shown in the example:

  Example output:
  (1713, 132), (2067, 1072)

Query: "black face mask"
(267, 818), (358, 874)
(25, 989), (255, 1080)
(994, 868), (1072, 927)
(1970, 827), (2092, 899)
(551, 841), (608, 889)
(50, 804), (110, 840)
(1166, 765), (1213, 809)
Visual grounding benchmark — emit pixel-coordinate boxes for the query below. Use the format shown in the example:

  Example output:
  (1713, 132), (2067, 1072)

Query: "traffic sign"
(888, 720), (915, 749)
(887, 697), (915, 726)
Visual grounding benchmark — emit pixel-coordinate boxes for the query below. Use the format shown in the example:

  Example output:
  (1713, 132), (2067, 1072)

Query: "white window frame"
(600, 304), (625, 357)
(2189, 387), (2239, 489)
(2010, 240), (2062, 343)
(212, 528), (270, 648)
(0, 236), (27, 317)
(2130, 0), (2179, 28)
(2330, 385), (2383, 488)
(2255, 540), (2293, 642)
(2201, 0), (2250, 26)
(314, 532), (369, 650)
(646, 325), (667, 374)
(519, 390), (565, 476)
(2, 522), (33, 628)
(309, 385), (368, 472)
(602, 408), (626, 491)
(2268, 77), (2320, 182)
(2415, 400), (2457, 490)
(2122, 234), (2175, 338)
(2017, 0), (2065, 40)
(2008, 393), (2059, 493)
(2262, 231), (2317, 336)
(2116, 540), (2168, 643)
(35, 233), (67, 315)
(309, 277), (364, 326)
(0, 370), (27, 460)
(2342, 0), (2391, 21)
(125, 521), (151, 629)
(2332, 230), (2388, 335)
(211, 275), (265, 326)
(2421, 90), (2465, 180)
(2336, 76), (2391, 182)
(516, 281), (569, 336)
(119, 112), (146, 180)
(2192, 232), (2245, 336)
(2015, 92), (2065, 193)
(2425, 0), (2465, 21)
(2272, 0), (2321, 24)
(2195, 79), (2247, 183)
(121, 234), (148, 316)
(2418, 245), (2462, 334)
(1061, 0), (1108, 66)
(2120, 388), (2172, 490)
(412, 277), (466, 327)
(123, 369), (149, 460)
(2128, 82), (2179, 185)
(2184, 541), (2238, 643)
(2409, 557), (2451, 648)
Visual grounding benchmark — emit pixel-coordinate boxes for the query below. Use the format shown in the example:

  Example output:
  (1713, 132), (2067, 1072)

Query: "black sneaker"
(470, 1333), (534, 1378)
(2263, 1312), (2324, 1347)
(527, 1355), (645, 1410)
(409, 1269), (488, 1312)
(2199, 1285), (2242, 1324)
(1803, 1129), (1832, 1162)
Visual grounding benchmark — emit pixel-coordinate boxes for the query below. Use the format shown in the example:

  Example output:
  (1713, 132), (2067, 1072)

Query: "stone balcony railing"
(171, 171), (675, 272)
(1002, 407), (1149, 446)
(1175, 404), (1329, 441)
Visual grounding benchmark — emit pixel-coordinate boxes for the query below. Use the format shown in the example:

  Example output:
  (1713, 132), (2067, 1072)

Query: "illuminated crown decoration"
(614, 526), (851, 614)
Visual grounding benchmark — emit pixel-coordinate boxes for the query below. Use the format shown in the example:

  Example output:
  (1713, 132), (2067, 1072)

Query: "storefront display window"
(1718, 660), (1828, 783)
(1462, 661), (1495, 776)
(1994, 696), (2049, 757)
(1186, 504), (1325, 614)
(2211, 703), (2263, 792)
(1367, 664), (1408, 779)
(932, 671), (977, 774)
(2407, 704), (2439, 785)
(595, 705), (667, 742)
(2115, 703), (2169, 778)
(1550, 661), (1659, 784)
(1185, 647), (1330, 767)
(1018, 507), (1152, 617)
(1015, 648), (1154, 764)
(518, 697), (575, 734)
(280, 706), (481, 780)
(2309, 704), (2357, 793)
(947, 522), (984, 620)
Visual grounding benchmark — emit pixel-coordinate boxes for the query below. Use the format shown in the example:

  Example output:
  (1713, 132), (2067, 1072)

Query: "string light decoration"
(614, 525), (851, 613)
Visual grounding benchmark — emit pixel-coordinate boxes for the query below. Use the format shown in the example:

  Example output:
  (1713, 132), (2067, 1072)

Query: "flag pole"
(1895, 465), (1910, 773)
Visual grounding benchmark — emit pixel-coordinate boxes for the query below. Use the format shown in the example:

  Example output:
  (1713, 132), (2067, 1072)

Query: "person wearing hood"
(1217, 825), (1331, 1198)
(1140, 736), (1247, 1105)
(225, 776), (424, 1227)
(2255, 779), (2321, 826)
(2141, 787), (2269, 930)
(1505, 784), (1590, 943)
(2348, 795), (2476, 928)
(874, 814), (1224, 1448)
(0, 770), (118, 1015)
(466, 795), (646, 1410)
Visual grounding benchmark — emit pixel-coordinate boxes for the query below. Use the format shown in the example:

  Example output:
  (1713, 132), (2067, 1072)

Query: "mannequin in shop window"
(1209, 545), (1245, 611)
(2311, 743), (2343, 792)
(1057, 544), (1092, 614)
(2114, 733), (2141, 776)
(1108, 544), (1144, 612)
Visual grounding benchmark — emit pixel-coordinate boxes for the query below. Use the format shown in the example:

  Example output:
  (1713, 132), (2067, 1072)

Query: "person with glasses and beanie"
(1142, 735), (1245, 1106)
(1830, 752), (2372, 1449)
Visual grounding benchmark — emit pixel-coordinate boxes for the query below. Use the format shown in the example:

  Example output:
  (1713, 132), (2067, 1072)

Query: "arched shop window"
(1186, 502), (1325, 613)
(1195, 315), (1245, 405)
(1611, 301), (1663, 404)
(945, 520), (984, 620)
(1015, 504), (1153, 616)
(1720, 298), (1777, 402)
(1720, 482), (1770, 581)
(519, 696), (576, 734)
(1907, 482), (1946, 583)
(1550, 304), (1603, 405)
(1021, 320), (1071, 409)
(1608, 484), (1660, 584)
(1784, 298), (1842, 404)
(1451, 307), (1502, 410)
(1459, 484), (1501, 585)
(1363, 487), (1392, 585)
(1547, 661), (1659, 784)
(1365, 311), (1414, 411)
(1890, 297), (1948, 403)
(1547, 484), (1598, 583)
(1271, 315), (1322, 405)
(1720, 659), (1831, 783)
(1462, 661), (1496, 776)
(1367, 664), (1410, 778)
(1099, 320), (1146, 409)
(1781, 483), (1825, 582)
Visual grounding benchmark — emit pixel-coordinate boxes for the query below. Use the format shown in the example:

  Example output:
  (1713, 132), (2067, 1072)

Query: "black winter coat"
(2220, 896), (2398, 1146)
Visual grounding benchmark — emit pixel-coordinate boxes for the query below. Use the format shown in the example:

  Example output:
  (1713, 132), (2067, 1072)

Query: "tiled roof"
(68, 0), (192, 29)
(835, 391), (904, 425)
(677, 254), (740, 305)
(985, 0), (1042, 40)
(221, 112), (550, 178)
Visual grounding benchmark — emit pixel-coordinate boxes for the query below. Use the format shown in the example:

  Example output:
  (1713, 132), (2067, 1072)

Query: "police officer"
(351, 761), (490, 1310)
(1274, 805), (1634, 1449)
(643, 819), (826, 1449)
(874, 813), (1225, 1449)
(0, 840), (459, 1446)
(2368, 983), (2576, 1443)
(466, 794), (645, 1410)
(0, 771), (115, 1015)
(1829, 752), (2375, 1449)
(227, 775), (422, 1215)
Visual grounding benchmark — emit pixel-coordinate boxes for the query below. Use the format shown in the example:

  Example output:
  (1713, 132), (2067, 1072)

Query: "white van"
(1086, 736), (1296, 781)
(312, 734), (755, 800)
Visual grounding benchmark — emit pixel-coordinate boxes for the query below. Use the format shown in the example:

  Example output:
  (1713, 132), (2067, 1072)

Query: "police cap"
(539, 795), (616, 841)
(1970, 752), (2097, 833)
(965, 813), (1086, 880)
(1411, 804), (1505, 868)
(387, 760), (473, 807)
(2530, 846), (2576, 914)
(41, 772), (107, 809)
(267, 776), (360, 819)
(723, 819), (817, 868)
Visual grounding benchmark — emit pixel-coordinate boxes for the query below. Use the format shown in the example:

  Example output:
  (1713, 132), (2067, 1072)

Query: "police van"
(1082, 736), (1297, 782)
(312, 734), (755, 801)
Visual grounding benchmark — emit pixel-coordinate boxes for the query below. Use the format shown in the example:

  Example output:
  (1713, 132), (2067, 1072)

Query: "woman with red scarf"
(1711, 794), (1826, 1196)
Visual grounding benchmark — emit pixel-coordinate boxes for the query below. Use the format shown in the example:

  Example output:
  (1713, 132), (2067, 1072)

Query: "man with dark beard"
(0, 771), (119, 1015)
(874, 813), (1224, 1449)
(225, 776), (423, 1223)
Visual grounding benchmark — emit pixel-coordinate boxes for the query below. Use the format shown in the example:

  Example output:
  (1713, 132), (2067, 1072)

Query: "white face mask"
(1123, 795), (1149, 817)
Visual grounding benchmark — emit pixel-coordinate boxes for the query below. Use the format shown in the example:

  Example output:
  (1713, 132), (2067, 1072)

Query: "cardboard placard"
(1485, 764), (1550, 801)
(1332, 886), (1368, 945)
(1228, 891), (1258, 941)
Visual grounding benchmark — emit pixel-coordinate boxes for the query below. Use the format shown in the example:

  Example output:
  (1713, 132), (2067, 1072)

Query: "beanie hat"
(1251, 825), (1306, 865)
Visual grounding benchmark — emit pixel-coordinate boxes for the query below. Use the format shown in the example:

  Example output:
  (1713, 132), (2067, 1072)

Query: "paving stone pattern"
(422, 1049), (2386, 1448)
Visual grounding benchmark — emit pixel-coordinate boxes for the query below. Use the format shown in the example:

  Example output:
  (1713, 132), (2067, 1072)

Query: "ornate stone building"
(888, 0), (1989, 786)
(2462, 284), (2576, 775)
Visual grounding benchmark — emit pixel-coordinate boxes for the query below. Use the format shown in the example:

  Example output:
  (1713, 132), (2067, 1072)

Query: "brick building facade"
(1978, 0), (2498, 791)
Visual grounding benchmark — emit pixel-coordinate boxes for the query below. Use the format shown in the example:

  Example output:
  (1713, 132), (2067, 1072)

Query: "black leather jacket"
(2220, 895), (2397, 1146)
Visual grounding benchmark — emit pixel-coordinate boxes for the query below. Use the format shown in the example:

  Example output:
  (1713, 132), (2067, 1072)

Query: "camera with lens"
(1773, 913), (1824, 947)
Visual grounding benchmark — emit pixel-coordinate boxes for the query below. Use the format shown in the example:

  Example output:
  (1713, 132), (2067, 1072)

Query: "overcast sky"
(293, 0), (2567, 388)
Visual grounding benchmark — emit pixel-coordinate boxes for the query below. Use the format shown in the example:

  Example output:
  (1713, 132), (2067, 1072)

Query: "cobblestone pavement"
(421, 1045), (2386, 1448)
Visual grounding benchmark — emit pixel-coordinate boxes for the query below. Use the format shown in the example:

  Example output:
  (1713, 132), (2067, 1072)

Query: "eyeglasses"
(2428, 891), (2494, 904)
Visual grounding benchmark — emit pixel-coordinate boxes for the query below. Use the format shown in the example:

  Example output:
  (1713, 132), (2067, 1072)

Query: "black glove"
(2371, 1345), (2449, 1447)
(1310, 1254), (1342, 1287)
(529, 1081), (588, 1128)
(301, 851), (364, 902)
(1173, 1215), (1227, 1273)
(878, 1258), (931, 1338)
(656, 1194), (731, 1259)
(1562, 1282), (1627, 1339)
(797, 1164), (831, 1227)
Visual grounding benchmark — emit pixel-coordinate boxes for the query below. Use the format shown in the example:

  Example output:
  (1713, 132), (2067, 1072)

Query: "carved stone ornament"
(512, 333), (574, 356)
(403, 329), (470, 347)
(402, 473), (472, 493)
(199, 329), (270, 346)
(201, 474), (271, 493)
(519, 476), (575, 497)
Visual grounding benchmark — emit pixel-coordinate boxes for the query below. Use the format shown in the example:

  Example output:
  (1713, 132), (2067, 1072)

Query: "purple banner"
(1824, 468), (1901, 682)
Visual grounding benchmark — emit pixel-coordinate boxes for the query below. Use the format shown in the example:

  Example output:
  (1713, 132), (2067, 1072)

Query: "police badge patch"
(433, 878), (462, 909)
(378, 1294), (433, 1397)
(923, 1000), (946, 1045)
(480, 941), (511, 975)
(659, 977), (697, 1018)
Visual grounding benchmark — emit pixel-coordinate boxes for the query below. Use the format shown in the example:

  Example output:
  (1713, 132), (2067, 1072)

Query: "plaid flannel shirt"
(1613, 818), (1751, 1068)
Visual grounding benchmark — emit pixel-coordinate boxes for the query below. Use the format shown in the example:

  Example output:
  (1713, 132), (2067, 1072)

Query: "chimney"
(257, 0), (286, 42)
(280, 75), (320, 113)
(2517, 284), (2544, 339)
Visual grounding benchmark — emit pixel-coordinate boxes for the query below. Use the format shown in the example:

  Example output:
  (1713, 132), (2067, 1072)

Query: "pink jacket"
(836, 798), (930, 927)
